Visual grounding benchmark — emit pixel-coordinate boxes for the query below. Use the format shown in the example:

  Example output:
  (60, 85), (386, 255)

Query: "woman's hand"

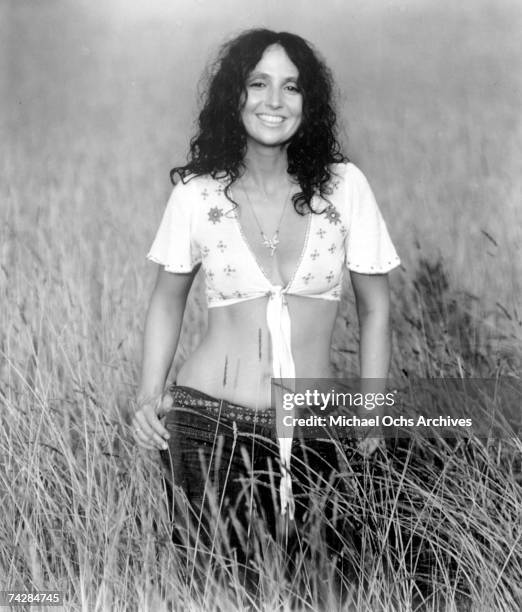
(356, 436), (383, 458)
(132, 393), (174, 450)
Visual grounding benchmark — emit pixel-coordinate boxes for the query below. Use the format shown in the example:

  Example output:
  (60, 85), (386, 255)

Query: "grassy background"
(1, 0), (521, 610)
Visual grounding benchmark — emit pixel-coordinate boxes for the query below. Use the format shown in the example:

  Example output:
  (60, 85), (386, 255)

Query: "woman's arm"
(350, 271), (391, 454)
(350, 272), (391, 379)
(132, 265), (199, 450)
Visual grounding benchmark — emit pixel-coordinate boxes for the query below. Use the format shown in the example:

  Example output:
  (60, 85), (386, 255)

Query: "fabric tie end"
(279, 471), (295, 521)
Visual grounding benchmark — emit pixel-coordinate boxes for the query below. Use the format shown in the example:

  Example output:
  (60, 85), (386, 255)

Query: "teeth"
(258, 114), (284, 124)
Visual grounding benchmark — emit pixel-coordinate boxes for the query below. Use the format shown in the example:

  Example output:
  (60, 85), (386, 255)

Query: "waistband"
(167, 384), (275, 428)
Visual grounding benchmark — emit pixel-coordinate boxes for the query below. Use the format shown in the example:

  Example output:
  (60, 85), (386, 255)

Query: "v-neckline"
(233, 204), (313, 292)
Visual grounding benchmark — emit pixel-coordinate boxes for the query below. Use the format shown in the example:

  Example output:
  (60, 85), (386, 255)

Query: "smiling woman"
(240, 44), (303, 147)
(131, 28), (400, 590)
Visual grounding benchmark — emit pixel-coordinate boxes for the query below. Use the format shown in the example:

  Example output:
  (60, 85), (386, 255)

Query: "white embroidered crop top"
(148, 162), (400, 299)
(147, 162), (400, 519)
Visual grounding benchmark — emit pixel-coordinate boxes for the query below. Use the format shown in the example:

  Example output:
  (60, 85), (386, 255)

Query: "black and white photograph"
(2, 0), (521, 610)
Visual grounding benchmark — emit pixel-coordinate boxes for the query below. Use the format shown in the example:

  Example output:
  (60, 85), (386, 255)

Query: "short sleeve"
(146, 180), (201, 273)
(344, 164), (400, 274)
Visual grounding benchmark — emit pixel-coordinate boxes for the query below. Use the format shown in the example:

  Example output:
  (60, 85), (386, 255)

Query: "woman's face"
(240, 44), (303, 149)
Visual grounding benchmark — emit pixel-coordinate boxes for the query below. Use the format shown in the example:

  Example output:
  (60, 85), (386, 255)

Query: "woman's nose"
(266, 85), (283, 108)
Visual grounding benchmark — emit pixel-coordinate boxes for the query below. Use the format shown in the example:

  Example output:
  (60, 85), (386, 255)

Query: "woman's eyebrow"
(247, 71), (299, 82)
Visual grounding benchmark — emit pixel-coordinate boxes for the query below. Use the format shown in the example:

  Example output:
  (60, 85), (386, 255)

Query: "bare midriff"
(176, 295), (340, 409)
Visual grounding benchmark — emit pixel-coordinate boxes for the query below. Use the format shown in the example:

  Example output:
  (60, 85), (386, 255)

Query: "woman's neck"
(242, 144), (291, 195)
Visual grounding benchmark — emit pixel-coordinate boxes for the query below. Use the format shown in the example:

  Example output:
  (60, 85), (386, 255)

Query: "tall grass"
(2, 1), (521, 610)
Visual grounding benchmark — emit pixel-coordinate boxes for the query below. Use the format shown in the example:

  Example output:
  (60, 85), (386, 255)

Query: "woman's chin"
(246, 134), (296, 151)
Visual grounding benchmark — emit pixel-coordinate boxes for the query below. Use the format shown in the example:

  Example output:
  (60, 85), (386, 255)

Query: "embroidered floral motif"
(324, 205), (341, 225)
(328, 243), (336, 254)
(206, 270), (215, 280)
(340, 225), (348, 236)
(217, 240), (227, 253)
(201, 188), (210, 200)
(208, 207), (223, 224)
(233, 290), (244, 299)
(310, 249), (320, 261)
(326, 271), (334, 283)
(224, 265), (235, 276)
(215, 185), (224, 196)
(332, 289), (340, 298)
(302, 273), (314, 284)
(201, 246), (210, 258)
(316, 228), (326, 239)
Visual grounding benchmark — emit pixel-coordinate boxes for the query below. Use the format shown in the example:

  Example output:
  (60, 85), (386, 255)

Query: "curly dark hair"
(171, 28), (347, 214)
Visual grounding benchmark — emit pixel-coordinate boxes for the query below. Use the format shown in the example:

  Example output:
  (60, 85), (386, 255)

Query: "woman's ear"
(238, 87), (247, 110)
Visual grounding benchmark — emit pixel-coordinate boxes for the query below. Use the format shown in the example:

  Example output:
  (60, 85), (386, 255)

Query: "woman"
(132, 29), (400, 571)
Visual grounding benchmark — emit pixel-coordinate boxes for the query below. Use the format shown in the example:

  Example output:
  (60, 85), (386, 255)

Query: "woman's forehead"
(249, 44), (299, 78)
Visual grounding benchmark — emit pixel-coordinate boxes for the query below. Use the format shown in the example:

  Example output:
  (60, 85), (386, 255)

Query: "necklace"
(240, 182), (292, 256)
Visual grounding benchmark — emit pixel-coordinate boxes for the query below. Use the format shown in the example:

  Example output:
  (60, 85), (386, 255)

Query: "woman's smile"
(256, 113), (286, 125)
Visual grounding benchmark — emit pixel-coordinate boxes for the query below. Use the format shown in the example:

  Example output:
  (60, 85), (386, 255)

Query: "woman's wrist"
(136, 387), (164, 407)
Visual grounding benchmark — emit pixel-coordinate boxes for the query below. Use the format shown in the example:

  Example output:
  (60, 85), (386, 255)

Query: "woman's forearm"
(358, 309), (391, 380)
(137, 290), (186, 402)
(357, 308), (391, 423)
(133, 269), (194, 450)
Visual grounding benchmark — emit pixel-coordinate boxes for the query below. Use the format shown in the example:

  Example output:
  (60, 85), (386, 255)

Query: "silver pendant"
(262, 233), (279, 256)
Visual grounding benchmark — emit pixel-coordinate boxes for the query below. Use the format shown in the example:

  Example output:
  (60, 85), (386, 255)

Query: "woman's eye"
(248, 81), (265, 88)
(285, 84), (300, 93)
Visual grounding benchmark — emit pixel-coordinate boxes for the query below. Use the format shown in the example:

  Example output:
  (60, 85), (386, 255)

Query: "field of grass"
(1, 1), (521, 610)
